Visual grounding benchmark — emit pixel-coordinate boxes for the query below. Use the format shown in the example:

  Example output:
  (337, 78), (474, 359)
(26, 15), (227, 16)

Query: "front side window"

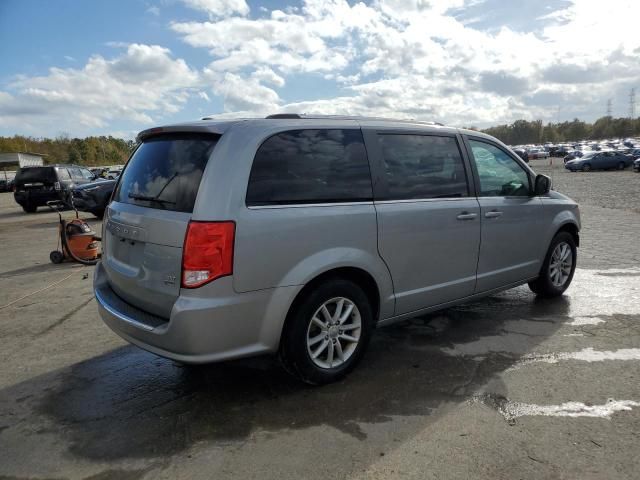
(378, 134), (469, 200)
(469, 140), (530, 197)
(68, 167), (83, 179)
(246, 129), (372, 206)
(80, 168), (94, 180)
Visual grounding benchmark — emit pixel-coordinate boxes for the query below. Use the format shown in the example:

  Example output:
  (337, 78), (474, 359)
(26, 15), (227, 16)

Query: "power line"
(606, 98), (612, 117)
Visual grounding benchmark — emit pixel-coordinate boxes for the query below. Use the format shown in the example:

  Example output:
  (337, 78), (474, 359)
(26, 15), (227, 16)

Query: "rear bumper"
(94, 261), (301, 364)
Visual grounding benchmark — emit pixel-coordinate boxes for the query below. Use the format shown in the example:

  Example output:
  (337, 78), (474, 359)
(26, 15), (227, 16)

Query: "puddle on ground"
(473, 393), (640, 422)
(569, 316), (605, 326)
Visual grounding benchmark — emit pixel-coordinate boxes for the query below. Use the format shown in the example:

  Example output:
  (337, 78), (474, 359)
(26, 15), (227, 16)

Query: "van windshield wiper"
(127, 193), (176, 205)
(128, 172), (179, 205)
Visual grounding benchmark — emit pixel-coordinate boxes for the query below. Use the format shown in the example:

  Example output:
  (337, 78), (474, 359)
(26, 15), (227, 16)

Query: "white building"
(0, 152), (46, 183)
(0, 152), (45, 168)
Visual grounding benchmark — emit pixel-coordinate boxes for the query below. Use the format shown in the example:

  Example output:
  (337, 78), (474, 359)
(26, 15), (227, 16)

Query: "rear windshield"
(113, 133), (218, 213)
(15, 167), (57, 184)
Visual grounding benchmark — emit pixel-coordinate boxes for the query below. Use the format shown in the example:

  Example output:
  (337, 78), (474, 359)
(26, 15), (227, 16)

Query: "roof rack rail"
(265, 113), (302, 119)
(264, 113), (444, 126)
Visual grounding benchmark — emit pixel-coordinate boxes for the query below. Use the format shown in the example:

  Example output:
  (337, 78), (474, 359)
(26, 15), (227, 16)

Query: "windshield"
(113, 133), (219, 213)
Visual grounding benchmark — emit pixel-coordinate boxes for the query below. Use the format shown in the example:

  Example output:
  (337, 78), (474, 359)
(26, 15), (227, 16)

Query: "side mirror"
(534, 174), (551, 196)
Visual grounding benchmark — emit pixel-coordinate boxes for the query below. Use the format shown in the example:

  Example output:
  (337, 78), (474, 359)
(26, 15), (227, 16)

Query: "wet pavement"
(0, 169), (639, 479)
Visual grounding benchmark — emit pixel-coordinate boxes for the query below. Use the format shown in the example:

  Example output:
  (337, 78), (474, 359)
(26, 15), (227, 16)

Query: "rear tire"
(617, 162), (626, 170)
(528, 232), (577, 297)
(279, 278), (373, 385)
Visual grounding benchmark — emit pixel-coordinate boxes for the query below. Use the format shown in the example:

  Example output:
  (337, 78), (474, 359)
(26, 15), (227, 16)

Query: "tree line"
(480, 116), (640, 146)
(0, 135), (135, 166)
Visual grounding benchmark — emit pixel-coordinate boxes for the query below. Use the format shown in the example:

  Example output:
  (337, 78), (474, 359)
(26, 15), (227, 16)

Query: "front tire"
(528, 232), (577, 297)
(279, 278), (374, 385)
(582, 163), (591, 172)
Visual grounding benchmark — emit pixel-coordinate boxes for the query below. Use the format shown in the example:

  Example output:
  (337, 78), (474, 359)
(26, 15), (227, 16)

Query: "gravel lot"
(0, 165), (639, 480)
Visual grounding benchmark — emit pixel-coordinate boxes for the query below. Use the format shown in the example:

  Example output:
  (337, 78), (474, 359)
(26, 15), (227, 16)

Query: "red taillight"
(181, 221), (235, 288)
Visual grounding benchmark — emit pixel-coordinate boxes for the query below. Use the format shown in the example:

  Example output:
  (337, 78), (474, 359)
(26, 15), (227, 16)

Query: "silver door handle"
(485, 210), (503, 218)
(456, 212), (477, 220)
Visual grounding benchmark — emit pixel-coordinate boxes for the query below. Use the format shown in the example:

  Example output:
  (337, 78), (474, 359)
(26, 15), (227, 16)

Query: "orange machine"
(47, 200), (101, 265)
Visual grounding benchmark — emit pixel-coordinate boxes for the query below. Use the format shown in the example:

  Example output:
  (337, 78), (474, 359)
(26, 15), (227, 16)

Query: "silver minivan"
(94, 115), (580, 384)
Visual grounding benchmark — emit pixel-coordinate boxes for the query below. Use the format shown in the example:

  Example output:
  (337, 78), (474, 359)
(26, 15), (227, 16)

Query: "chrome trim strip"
(375, 197), (471, 205)
(247, 201), (374, 210)
(95, 288), (155, 331)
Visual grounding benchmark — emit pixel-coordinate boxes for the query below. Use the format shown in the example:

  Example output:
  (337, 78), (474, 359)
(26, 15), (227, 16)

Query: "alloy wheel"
(549, 242), (573, 287)
(306, 297), (362, 369)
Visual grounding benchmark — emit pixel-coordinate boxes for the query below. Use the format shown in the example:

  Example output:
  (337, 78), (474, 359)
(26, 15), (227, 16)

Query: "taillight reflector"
(181, 221), (235, 288)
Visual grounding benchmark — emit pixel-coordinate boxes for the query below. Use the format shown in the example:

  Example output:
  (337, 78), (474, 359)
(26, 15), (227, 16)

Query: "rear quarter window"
(113, 133), (218, 213)
(246, 129), (372, 206)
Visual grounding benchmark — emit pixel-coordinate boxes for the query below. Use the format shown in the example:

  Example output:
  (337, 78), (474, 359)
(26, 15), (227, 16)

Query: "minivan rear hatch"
(103, 133), (219, 319)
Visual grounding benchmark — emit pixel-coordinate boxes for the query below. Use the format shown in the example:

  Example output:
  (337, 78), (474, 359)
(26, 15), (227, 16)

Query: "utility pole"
(606, 98), (612, 117)
(630, 88), (636, 119)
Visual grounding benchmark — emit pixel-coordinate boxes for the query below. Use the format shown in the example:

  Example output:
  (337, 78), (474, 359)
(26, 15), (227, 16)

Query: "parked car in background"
(13, 164), (97, 212)
(71, 179), (116, 218)
(563, 150), (584, 163)
(512, 148), (529, 162)
(106, 169), (122, 179)
(90, 167), (109, 178)
(628, 149), (640, 160)
(94, 115), (580, 384)
(633, 158), (640, 172)
(564, 151), (633, 172)
(527, 148), (549, 159)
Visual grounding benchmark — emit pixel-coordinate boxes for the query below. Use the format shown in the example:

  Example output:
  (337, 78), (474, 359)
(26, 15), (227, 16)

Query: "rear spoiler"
(136, 124), (229, 143)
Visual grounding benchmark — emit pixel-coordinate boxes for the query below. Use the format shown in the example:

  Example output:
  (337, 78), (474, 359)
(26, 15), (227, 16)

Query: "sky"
(0, 0), (638, 139)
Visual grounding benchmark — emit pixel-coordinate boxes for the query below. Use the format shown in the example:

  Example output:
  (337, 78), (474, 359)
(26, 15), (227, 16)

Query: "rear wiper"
(128, 172), (179, 205)
(128, 193), (176, 205)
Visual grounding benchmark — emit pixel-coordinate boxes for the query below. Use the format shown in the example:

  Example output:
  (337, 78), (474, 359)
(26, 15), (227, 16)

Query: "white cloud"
(251, 67), (285, 87)
(181, 0), (249, 18)
(3, 0), (640, 136)
(185, 0), (638, 126)
(0, 44), (200, 134)
(204, 70), (280, 113)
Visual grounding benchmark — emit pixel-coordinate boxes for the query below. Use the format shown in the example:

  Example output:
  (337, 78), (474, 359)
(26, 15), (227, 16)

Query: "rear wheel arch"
(284, 267), (381, 329)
